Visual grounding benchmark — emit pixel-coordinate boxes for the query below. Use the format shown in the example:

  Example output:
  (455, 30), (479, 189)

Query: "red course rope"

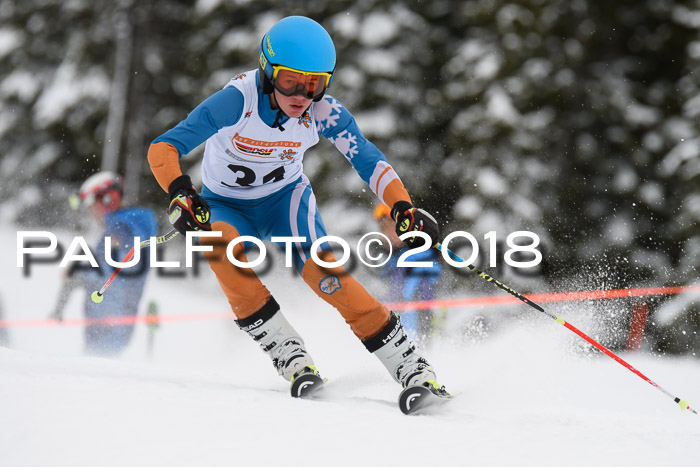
(1, 284), (698, 329)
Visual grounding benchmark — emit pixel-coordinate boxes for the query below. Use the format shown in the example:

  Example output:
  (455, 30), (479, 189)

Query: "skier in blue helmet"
(259, 16), (336, 100)
(148, 16), (450, 412)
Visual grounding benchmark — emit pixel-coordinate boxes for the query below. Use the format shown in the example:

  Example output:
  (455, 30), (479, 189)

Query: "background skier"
(50, 171), (158, 356)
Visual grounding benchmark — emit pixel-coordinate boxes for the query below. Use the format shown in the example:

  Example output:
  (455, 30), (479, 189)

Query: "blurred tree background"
(0, 0), (698, 352)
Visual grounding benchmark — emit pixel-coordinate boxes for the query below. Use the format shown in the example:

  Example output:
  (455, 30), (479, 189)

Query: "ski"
(399, 384), (453, 415)
(290, 368), (326, 398)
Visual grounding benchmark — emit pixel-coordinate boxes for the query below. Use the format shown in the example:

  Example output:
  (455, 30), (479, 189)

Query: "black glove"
(167, 175), (211, 234)
(391, 200), (439, 249)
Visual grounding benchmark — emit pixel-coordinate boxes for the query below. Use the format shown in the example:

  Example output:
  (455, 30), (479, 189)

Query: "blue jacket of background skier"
(76, 206), (158, 355)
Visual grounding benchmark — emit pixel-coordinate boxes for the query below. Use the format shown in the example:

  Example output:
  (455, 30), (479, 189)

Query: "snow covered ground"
(2, 228), (700, 467)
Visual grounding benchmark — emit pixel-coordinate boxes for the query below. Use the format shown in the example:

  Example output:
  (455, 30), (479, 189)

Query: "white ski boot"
(236, 297), (323, 397)
(363, 312), (451, 413)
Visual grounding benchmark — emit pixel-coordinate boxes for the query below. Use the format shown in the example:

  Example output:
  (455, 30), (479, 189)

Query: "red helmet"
(79, 171), (123, 212)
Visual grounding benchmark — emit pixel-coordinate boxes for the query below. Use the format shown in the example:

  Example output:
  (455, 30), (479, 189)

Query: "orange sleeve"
(147, 142), (183, 193)
(380, 178), (411, 209)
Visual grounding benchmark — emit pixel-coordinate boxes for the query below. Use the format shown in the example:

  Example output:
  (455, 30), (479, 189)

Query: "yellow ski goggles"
(271, 65), (332, 99)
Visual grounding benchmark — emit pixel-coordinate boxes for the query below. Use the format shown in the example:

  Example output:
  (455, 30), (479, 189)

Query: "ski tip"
(399, 385), (452, 415)
(91, 291), (103, 303)
(399, 386), (430, 415)
(290, 373), (325, 399)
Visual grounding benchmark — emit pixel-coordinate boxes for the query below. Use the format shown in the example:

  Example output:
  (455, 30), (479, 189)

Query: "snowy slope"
(2, 228), (700, 467)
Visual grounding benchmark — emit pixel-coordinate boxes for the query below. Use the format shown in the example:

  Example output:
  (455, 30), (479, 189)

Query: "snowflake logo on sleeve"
(313, 96), (342, 132)
(329, 130), (358, 161)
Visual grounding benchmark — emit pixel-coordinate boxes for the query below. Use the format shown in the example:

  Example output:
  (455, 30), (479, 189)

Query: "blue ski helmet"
(259, 16), (336, 101)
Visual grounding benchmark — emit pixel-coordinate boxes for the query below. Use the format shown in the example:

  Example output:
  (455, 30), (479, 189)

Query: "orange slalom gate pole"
(626, 302), (650, 351)
(436, 242), (697, 415)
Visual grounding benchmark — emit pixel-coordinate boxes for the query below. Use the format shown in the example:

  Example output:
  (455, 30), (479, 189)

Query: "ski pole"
(91, 229), (180, 303)
(435, 242), (697, 415)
